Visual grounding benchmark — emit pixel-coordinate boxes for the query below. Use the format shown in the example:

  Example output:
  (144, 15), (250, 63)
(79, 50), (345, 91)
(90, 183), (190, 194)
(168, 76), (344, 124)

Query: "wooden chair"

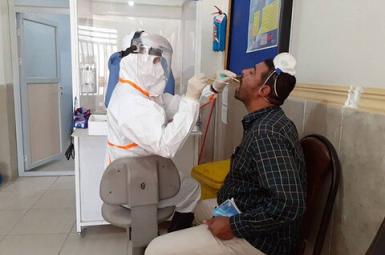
(296, 135), (341, 255)
(366, 217), (385, 255)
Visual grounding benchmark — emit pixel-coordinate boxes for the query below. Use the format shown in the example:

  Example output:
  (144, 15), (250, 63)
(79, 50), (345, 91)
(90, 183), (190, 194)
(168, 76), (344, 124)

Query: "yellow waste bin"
(191, 160), (230, 200)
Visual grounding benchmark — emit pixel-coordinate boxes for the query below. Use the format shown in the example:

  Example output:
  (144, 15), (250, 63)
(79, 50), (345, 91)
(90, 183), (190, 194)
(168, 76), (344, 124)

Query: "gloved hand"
(212, 70), (237, 93)
(185, 74), (210, 101)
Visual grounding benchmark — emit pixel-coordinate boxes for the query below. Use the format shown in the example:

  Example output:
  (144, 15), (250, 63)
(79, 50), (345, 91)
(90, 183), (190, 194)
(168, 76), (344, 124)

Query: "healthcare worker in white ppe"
(106, 31), (237, 232)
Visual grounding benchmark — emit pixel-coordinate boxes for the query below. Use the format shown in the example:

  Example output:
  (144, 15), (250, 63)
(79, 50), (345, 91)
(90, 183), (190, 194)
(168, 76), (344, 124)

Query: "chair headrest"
(100, 156), (181, 205)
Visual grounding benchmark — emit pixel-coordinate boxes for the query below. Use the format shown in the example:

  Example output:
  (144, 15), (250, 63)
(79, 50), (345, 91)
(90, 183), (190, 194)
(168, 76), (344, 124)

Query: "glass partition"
(74, 0), (192, 113)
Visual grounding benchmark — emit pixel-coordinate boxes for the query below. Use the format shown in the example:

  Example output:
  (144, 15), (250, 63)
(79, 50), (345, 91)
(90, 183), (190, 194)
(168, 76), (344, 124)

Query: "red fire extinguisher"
(212, 6), (227, 52)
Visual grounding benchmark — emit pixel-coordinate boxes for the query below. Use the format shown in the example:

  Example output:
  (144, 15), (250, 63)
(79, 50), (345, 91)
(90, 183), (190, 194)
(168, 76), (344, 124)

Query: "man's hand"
(204, 217), (235, 240)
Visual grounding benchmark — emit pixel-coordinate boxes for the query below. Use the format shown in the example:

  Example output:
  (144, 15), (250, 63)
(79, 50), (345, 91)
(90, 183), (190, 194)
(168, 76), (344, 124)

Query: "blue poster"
(247, 0), (281, 53)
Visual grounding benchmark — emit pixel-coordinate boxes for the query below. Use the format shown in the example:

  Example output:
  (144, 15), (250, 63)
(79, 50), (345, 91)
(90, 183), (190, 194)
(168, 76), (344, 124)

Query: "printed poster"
(247, 0), (281, 53)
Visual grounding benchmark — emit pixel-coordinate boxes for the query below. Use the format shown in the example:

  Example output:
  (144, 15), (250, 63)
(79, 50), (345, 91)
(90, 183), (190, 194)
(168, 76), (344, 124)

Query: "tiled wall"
(282, 98), (385, 255)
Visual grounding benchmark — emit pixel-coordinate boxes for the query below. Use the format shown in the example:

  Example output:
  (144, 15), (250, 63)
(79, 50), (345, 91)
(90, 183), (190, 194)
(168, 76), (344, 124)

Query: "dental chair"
(100, 156), (181, 255)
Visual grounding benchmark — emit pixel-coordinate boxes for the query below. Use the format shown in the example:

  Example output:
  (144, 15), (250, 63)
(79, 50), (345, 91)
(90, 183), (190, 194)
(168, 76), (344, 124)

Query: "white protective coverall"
(105, 34), (214, 213)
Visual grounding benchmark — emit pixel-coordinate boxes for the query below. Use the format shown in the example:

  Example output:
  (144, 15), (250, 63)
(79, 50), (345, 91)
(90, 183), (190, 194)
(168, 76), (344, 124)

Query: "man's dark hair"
(262, 59), (296, 106)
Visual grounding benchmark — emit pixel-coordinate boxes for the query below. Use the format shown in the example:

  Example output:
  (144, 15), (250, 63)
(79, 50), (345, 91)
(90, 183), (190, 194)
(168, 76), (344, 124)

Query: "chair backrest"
(100, 155), (181, 206)
(366, 217), (385, 255)
(298, 135), (341, 255)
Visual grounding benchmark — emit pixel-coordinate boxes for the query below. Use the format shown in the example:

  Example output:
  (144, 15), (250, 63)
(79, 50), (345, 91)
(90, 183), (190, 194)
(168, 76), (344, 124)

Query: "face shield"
(132, 34), (173, 97)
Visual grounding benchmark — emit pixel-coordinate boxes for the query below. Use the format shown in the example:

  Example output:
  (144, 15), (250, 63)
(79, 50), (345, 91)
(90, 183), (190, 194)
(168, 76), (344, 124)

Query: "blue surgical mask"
(212, 198), (241, 217)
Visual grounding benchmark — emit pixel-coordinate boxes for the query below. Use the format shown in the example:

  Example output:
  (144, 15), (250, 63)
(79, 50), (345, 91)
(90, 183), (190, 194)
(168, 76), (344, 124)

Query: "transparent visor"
(136, 46), (172, 96)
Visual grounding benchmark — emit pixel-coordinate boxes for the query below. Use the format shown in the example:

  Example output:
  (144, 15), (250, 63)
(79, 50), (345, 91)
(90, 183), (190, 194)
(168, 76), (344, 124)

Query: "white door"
(17, 13), (62, 171)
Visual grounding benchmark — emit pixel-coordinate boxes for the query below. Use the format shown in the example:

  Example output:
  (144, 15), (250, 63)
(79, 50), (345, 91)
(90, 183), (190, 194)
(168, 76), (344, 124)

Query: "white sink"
(88, 114), (107, 136)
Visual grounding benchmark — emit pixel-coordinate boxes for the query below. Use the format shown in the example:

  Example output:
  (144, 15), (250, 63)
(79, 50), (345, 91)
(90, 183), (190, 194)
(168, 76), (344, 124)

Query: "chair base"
(102, 204), (175, 229)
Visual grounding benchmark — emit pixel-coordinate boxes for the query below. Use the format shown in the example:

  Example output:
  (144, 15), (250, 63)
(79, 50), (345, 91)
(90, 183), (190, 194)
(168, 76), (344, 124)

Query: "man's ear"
(260, 85), (271, 97)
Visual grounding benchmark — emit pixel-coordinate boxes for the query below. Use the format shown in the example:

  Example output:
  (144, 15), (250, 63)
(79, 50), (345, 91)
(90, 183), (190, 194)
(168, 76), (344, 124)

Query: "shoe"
(167, 212), (194, 233)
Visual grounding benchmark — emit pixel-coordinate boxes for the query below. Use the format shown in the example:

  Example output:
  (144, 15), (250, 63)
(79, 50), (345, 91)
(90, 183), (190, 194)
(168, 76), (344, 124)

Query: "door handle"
(59, 86), (63, 96)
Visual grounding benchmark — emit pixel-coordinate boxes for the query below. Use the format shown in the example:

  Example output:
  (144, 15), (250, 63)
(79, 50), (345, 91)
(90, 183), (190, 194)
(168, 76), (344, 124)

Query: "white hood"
(119, 53), (167, 97)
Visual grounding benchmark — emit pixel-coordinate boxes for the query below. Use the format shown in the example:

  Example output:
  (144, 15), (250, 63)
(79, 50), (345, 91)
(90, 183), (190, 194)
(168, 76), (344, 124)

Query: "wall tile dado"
(303, 101), (343, 151)
(283, 92), (385, 255)
(331, 109), (385, 255)
(281, 99), (305, 136)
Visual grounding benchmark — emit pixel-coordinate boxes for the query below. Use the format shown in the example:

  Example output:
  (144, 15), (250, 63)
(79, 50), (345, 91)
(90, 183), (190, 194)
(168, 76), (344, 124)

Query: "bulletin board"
(226, 0), (293, 74)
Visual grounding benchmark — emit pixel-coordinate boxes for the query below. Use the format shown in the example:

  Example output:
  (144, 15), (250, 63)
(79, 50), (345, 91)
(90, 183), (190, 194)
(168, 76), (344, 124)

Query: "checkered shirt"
(217, 106), (306, 255)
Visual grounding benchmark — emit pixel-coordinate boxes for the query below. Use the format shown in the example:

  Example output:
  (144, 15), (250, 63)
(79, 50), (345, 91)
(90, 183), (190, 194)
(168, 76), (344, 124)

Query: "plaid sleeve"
(229, 133), (306, 239)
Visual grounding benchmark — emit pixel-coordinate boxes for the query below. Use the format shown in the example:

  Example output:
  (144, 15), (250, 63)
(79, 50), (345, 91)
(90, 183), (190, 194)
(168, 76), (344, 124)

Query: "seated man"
(145, 53), (307, 255)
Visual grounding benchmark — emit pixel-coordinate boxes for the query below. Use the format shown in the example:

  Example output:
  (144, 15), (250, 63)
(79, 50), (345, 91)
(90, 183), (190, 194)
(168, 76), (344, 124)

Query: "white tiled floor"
(0, 176), (129, 255)
(0, 210), (26, 235)
(60, 232), (128, 255)
(33, 190), (75, 209)
(0, 234), (68, 255)
(34, 158), (75, 173)
(1, 177), (57, 193)
(50, 176), (76, 191)
(0, 191), (45, 210)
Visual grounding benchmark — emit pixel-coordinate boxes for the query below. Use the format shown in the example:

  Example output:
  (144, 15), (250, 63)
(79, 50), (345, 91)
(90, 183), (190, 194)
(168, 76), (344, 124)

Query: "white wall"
(195, 0), (229, 162)
(0, 0), (13, 84)
(0, 0), (18, 181)
(196, 0), (229, 78)
(290, 0), (385, 88)
(180, 0), (196, 94)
